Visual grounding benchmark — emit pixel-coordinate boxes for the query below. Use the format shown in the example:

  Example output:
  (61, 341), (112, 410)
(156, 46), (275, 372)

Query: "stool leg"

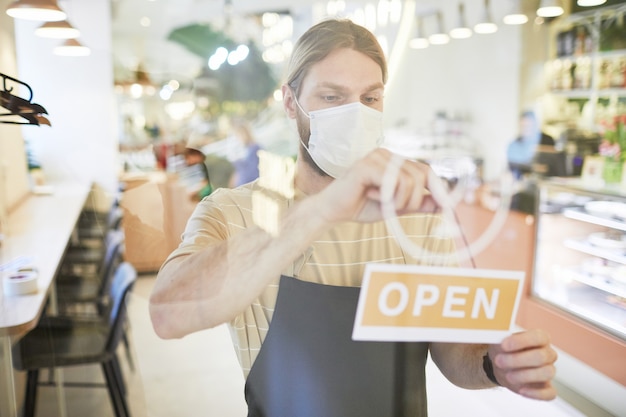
(122, 323), (135, 372)
(24, 370), (39, 417)
(102, 360), (130, 417)
(111, 353), (126, 396)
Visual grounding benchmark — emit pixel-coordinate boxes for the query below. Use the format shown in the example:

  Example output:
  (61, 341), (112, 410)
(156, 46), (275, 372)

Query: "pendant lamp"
(537, 0), (564, 18)
(449, 3), (473, 39)
(53, 39), (90, 56)
(428, 12), (450, 45)
(503, 0), (528, 25)
(6, 0), (66, 22)
(35, 20), (80, 39)
(577, 0), (606, 6)
(409, 16), (429, 49)
(474, 0), (498, 34)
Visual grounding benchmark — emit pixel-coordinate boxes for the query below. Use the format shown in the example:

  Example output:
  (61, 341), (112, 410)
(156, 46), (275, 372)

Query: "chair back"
(105, 262), (137, 354)
(97, 230), (126, 294)
(106, 206), (124, 231)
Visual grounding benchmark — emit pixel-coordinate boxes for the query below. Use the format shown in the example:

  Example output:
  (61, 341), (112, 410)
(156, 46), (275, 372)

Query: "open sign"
(353, 264), (525, 344)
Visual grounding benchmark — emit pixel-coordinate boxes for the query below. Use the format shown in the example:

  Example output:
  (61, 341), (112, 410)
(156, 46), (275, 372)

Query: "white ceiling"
(110, 0), (320, 84)
(108, 0), (446, 85)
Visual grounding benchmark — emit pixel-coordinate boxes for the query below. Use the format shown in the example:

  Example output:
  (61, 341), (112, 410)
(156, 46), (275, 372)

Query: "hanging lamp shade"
(409, 16), (429, 49)
(35, 20), (80, 39)
(6, 0), (66, 22)
(428, 12), (450, 45)
(474, 0), (498, 34)
(53, 39), (90, 56)
(537, 0), (564, 17)
(503, 0), (528, 25)
(132, 64), (154, 87)
(114, 64), (157, 98)
(577, 0), (606, 6)
(449, 2), (472, 39)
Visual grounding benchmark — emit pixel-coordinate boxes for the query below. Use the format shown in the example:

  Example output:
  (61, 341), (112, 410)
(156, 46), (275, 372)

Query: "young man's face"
(286, 47), (385, 146)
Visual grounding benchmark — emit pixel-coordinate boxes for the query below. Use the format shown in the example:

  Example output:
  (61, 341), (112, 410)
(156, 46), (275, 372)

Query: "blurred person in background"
(507, 110), (555, 179)
(229, 119), (262, 187)
(180, 145), (212, 201)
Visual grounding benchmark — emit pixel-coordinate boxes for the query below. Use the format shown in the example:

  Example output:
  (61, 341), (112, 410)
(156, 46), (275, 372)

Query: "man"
(507, 110), (556, 179)
(150, 19), (557, 416)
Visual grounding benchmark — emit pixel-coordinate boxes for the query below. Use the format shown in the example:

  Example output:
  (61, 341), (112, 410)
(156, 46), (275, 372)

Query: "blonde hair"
(286, 18), (387, 97)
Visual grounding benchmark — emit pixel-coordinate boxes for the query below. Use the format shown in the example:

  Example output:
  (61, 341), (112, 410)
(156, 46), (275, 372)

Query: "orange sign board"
(353, 264), (525, 343)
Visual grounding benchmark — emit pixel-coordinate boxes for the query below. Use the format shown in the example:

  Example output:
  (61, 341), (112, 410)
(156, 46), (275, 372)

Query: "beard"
(295, 110), (330, 178)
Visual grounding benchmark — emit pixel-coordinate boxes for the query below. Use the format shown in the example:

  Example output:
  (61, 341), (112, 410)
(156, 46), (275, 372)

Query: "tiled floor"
(26, 275), (604, 417)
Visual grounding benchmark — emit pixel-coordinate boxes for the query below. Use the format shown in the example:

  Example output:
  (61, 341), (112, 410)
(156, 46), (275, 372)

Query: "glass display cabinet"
(534, 178), (626, 341)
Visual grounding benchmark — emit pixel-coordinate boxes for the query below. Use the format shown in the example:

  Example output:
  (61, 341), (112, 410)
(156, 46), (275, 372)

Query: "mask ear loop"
(291, 93), (311, 119)
(381, 154), (513, 266)
(290, 90), (316, 159)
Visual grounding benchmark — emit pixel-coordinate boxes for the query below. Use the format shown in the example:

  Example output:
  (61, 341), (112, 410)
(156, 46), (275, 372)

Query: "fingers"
(495, 365), (558, 401)
(495, 343), (558, 370)
(500, 328), (552, 353)
(397, 156), (430, 212)
(517, 381), (558, 401)
(491, 329), (559, 401)
(367, 149), (434, 214)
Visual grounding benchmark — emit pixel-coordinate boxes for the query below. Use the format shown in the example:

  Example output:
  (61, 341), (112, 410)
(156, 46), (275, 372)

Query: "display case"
(525, 177), (626, 386)
(535, 178), (626, 340)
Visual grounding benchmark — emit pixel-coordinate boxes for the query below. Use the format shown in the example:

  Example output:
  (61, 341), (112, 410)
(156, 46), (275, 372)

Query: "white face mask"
(295, 98), (384, 178)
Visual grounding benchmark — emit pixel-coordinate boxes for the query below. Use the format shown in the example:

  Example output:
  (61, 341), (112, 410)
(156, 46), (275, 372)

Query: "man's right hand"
(316, 148), (438, 224)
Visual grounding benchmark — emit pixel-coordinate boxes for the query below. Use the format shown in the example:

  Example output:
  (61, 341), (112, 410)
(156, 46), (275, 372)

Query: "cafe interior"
(1, 0), (626, 416)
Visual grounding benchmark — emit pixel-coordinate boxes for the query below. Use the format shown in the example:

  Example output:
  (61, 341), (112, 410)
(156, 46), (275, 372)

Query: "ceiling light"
(409, 37), (429, 49)
(409, 16), (429, 49)
(577, 0), (606, 6)
(449, 2), (472, 39)
(428, 33), (450, 45)
(35, 20), (79, 38)
(53, 39), (90, 56)
(503, 0), (528, 25)
(537, 0), (564, 18)
(474, 0), (498, 34)
(503, 13), (528, 25)
(429, 12), (450, 45)
(6, 0), (66, 21)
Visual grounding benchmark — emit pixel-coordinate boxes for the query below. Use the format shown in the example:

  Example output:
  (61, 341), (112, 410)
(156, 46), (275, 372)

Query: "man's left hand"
(489, 329), (558, 400)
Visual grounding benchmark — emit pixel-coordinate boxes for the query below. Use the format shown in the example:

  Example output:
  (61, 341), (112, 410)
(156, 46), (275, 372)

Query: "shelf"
(568, 3), (626, 23)
(548, 88), (626, 98)
(597, 49), (626, 59)
(566, 267), (626, 299)
(563, 207), (626, 231)
(564, 238), (626, 264)
(543, 177), (626, 199)
(556, 48), (626, 61)
(535, 282), (626, 341)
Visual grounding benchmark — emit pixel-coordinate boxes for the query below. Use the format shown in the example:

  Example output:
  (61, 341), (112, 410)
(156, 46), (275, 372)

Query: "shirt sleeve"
(160, 189), (231, 267)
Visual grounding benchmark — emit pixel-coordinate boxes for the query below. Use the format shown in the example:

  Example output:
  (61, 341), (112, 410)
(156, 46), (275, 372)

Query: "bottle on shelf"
(562, 60), (573, 90)
(610, 58), (626, 89)
(574, 57), (592, 90)
(574, 25), (587, 56)
(598, 60), (611, 90)
(550, 60), (561, 91)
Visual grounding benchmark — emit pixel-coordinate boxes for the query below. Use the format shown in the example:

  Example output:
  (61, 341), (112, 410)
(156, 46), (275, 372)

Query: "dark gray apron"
(245, 275), (429, 417)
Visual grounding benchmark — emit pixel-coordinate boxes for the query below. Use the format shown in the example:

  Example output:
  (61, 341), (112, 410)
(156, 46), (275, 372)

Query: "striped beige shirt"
(163, 180), (454, 377)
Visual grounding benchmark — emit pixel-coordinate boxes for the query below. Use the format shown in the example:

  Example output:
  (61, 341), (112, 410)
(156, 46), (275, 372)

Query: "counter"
(0, 181), (91, 417)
